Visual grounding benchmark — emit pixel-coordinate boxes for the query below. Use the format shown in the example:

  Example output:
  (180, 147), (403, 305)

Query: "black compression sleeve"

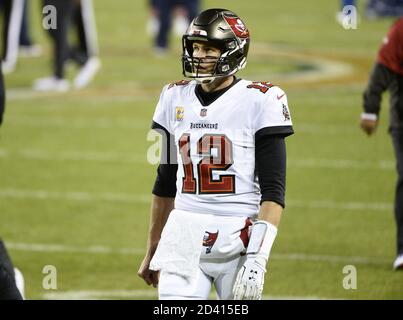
(363, 63), (395, 115)
(151, 121), (178, 197)
(152, 164), (178, 197)
(255, 135), (286, 208)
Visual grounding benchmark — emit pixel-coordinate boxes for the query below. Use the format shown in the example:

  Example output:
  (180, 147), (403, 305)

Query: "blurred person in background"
(148, 0), (200, 56)
(18, 0), (42, 57)
(0, 63), (24, 302)
(0, 68), (24, 298)
(1, 0), (24, 74)
(33, 0), (100, 92)
(0, 239), (24, 300)
(336, 0), (403, 27)
(0, 70), (22, 291)
(360, 17), (403, 270)
(0, 0), (41, 73)
(366, 0), (403, 18)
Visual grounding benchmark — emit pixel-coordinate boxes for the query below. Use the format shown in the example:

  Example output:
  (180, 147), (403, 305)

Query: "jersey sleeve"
(255, 135), (286, 208)
(152, 84), (172, 134)
(254, 86), (294, 138)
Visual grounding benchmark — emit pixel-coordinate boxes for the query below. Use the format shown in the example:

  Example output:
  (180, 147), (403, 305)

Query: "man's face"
(192, 41), (221, 74)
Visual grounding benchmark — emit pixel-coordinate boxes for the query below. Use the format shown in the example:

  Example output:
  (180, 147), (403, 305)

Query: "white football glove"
(233, 220), (278, 300)
(232, 256), (266, 300)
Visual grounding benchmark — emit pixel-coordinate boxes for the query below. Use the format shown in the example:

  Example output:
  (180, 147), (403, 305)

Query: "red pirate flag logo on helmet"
(223, 15), (249, 38)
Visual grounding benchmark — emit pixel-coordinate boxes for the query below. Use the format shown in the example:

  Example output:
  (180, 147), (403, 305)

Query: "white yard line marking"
(0, 188), (150, 204)
(6, 88), (155, 102)
(7, 41), (355, 107)
(5, 115), (149, 129)
(0, 188), (393, 211)
(273, 253), (389, 265)
(253, 43), (353, 83)
(42, 290), (157, 300)
(41, 289), (334, 300)
(290, 158), (394, 170)
(287, 199), (393, 211)
(0, 149), (10, 157)
(5, 115), (363, 136)
(6, 242), (144, 255)
(0, 147), (394, 170)
(296, 124), (359, 134)
(0, 148), (146, 163)
(7, 241), (390, 266)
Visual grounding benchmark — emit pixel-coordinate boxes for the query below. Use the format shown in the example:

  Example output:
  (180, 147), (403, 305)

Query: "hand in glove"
(233, 256), (266, 300)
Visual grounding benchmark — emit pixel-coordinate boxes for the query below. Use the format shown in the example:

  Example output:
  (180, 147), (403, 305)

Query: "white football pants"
(157, 210), (252, 300)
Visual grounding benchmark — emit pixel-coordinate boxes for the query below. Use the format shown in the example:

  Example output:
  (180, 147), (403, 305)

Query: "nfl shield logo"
(200, 108), (207, 117)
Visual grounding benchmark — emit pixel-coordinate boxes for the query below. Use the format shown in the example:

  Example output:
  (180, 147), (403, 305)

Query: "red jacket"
(378, 18), (403, 76)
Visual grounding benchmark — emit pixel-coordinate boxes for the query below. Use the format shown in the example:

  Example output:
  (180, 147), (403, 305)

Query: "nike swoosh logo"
(277, 93), (285, 100)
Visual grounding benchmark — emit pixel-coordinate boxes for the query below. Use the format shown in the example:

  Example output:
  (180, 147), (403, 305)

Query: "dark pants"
(391, 130), (403, 255)
(1, 0), (12, 60)
(0, 0), (31, 48)
(43, 0), (87, 78)
(43, 0), (75, 78)
(0, 61), (4, 126)
(19, 0), (31, 46)
(71, 3), (88, 64)
(367, 0), (403, 17)
(0, 240), (22, 300)
(154, 0), (199, 49)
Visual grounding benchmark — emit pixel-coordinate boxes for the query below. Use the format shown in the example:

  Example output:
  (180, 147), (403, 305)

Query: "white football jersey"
(152, 79), (293, 218)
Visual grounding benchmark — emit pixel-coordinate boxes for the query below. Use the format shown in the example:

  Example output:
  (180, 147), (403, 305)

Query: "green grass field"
(1, 0), (402, 299)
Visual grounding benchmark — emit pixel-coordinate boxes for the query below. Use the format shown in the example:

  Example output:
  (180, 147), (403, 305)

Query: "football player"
(138, 8), (294, 300)
(360, 17), (403, 270)
(33, 0), (100, 91)
(0, 240), (24, 300)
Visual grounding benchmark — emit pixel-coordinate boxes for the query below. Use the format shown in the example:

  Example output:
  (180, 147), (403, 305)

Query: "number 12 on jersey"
(178, 133), (235, 194)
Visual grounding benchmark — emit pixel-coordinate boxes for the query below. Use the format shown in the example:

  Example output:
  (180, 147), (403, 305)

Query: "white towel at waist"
(149, 209), (206, 280)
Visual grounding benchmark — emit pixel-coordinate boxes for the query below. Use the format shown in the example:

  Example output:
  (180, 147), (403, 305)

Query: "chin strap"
(246, 220), (278, 268)
(195, 77), (216, 84)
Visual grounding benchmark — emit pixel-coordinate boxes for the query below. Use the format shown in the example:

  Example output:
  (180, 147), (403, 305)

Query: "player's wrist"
(245, 254), (267, 271)
(361, 112), (378, 121)
(246, 220), (277, 265)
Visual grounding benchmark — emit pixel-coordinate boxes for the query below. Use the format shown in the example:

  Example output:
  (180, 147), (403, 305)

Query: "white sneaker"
(14, 268), (25, 299)
(1, 59), (16, 74)
(19, 44), (43, 58)
(153, 46), (169, 58)
(73, 57), (101, 89)
(33, 77), (70, 92)
(336, 11), (344, 26)
(173, 15), (189, 36)
(393, 254), (403, 270)
(146, 16), (160, 36)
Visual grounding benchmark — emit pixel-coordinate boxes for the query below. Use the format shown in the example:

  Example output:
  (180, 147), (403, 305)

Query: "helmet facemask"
(181, 8), (250, 84)
(182, 36), (248, 84)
